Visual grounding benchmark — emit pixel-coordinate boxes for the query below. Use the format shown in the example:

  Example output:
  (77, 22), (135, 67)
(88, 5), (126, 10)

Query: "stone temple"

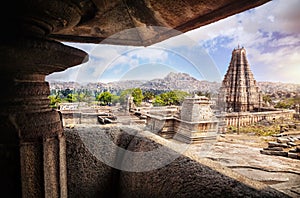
(219, 46), (262, 112)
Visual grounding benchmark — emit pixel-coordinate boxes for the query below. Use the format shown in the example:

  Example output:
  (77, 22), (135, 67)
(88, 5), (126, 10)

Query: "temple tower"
(219, 47), (262, 112)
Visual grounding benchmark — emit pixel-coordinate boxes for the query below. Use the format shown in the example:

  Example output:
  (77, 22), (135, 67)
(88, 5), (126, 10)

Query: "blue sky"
(46, 0), (300, 84)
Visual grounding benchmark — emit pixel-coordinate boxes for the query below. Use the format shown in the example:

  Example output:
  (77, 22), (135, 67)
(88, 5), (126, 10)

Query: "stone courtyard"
(197, 133), (300, 197)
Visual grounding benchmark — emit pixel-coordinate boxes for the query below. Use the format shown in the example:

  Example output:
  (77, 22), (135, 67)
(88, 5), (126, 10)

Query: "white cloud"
(183, 0), (300, 83)
(269, 35), (300, 47)
(47, 0), (300, 84)
(51, 43), (170, 83)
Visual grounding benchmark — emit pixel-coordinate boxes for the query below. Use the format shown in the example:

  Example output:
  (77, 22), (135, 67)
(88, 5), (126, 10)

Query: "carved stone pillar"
(0, 0), (93, 197)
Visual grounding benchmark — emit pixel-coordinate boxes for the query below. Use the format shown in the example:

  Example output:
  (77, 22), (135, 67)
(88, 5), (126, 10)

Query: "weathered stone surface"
(118, 134), (287, 198)
(147, 96), (218, 143)
(64, 125), (137, 197)
(180, 96), (215, 122)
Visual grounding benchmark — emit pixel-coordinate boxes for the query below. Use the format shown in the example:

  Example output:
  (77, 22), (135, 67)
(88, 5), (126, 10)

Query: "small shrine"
(146, 95), (219, 143)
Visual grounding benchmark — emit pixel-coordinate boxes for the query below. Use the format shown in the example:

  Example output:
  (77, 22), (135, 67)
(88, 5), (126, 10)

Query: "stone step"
(272, 133), (287, 137)
(288, 148), (298, 153)
(260, 150), (288, 157)
(277, 137), (289, 143)
(288, 152), (300, 159)
(263, 147), (283, 151)
(268, 142), (289, 148)
(287, 142), (297, 147)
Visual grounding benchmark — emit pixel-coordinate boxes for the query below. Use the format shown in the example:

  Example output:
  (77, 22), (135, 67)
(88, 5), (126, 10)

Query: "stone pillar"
(0, 0), (92, 196)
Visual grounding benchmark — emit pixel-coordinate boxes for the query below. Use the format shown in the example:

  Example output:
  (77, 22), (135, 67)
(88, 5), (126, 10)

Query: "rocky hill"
(50, 72), (221, 94)
(49, 72), (300, 95)
(140, 72), (220, 93)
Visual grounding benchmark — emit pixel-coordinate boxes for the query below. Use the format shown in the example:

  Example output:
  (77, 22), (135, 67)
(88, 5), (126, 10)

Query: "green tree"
(173, 90), (190, 104)
(61, 88), (72, 97)
(164, 91), (178, 105)
(275, 96), (300, 110)
(153, 90), (189, 106)
(97, 91), (112, 105)
(48, 94), (61, 108)
(274, 100), (292, 109)
(143, 91), (155, 102)
(153, 95), (165, 106)
(78, 93), (87, 102)
(263, 95), (272, 104)
(66, 93), (78, 103)
(132, 88), (144, 106)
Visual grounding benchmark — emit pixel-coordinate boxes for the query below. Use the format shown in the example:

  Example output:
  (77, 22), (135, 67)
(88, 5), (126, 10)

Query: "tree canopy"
(132, 88), (144, 106)
(96, 91), (112, 105)
(48, 94), (61, 108)
(153, 90), (190, 106)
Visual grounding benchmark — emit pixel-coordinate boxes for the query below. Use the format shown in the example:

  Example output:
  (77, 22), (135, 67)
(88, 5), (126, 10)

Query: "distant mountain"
(140, 72), (220, 93)
(49, 72), (300, 95)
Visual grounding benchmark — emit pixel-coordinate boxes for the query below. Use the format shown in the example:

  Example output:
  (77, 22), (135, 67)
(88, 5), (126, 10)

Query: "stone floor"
(187, 133), (300, 197)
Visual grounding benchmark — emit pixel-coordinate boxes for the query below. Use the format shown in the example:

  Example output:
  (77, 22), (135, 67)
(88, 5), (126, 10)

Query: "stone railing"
(217, 110), (295, 127)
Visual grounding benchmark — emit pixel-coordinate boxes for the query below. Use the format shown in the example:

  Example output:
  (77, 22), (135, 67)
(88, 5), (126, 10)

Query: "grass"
(237, 125), (280, 136)
(227, 118), (299, 136)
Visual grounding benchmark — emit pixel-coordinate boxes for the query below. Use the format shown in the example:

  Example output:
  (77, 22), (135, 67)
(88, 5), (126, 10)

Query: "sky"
(46, 0), (300, 84)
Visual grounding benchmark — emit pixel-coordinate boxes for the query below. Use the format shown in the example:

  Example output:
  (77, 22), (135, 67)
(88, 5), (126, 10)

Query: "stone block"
(260, 150), (288, 157)
(288, 148), (297, 153)
(288, 152), (299, 159)
(277, 137), (289, 143)
(263, 147), (283, 151)
(268, 142), (288, 148)
(287, 137), (295, 142)
(287, 142), (297, 147)
(273, 134), (287, 137)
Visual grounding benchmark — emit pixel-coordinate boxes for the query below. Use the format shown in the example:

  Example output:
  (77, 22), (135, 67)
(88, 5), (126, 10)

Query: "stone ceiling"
(49, 0), (271, 46)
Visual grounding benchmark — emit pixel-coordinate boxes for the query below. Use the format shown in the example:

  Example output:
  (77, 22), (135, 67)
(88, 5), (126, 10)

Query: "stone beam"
(48, 0), (271, 46)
